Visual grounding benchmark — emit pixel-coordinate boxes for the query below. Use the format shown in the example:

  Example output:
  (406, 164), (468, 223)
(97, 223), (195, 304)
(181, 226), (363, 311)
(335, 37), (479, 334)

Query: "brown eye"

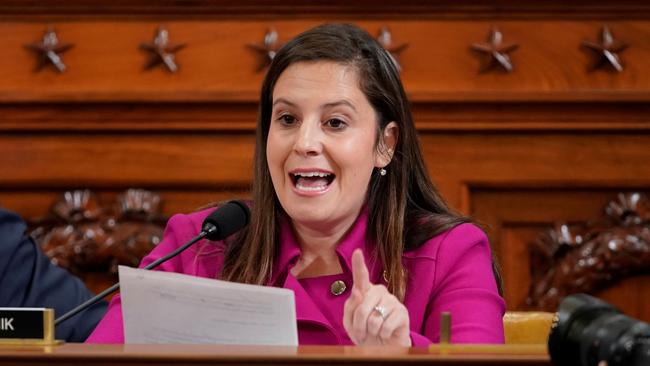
(279, 114), (297, 125)
(326, 118), (347, 129)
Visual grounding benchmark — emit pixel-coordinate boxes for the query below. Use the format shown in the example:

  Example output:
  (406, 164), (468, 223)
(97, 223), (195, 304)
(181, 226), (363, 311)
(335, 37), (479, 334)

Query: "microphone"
(54, 200), (250, 327)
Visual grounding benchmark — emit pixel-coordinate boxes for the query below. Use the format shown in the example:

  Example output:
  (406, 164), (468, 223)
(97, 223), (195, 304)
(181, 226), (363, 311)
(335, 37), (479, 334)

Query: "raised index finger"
(351, 249), (371, 293)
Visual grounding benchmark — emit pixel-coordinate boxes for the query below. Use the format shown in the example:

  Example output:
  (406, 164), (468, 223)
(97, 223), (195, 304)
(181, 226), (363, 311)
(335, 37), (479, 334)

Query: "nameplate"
(0, 308), (61, 346)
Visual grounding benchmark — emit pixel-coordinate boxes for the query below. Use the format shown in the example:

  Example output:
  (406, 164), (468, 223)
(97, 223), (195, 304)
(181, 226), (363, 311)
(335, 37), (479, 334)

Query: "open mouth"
(289, 171), (336, 192)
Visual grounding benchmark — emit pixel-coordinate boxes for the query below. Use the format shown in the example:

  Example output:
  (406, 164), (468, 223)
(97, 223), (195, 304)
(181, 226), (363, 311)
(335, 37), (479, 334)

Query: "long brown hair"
(221, 23), (502, 300)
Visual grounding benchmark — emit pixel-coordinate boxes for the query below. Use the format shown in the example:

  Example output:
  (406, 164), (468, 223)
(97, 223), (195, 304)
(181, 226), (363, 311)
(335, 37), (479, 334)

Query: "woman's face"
(267, 61), (393, 231)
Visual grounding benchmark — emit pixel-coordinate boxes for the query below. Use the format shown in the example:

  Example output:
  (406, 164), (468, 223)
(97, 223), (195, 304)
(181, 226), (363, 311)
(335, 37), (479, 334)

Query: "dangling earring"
(379, 168), (387, 176)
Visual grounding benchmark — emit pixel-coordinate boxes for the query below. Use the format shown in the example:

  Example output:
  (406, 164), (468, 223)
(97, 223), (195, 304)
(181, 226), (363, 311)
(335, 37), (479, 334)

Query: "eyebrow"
(272, 98), (358, 113)
(272, 98), (297, 108)
(323, 100), (357, 113)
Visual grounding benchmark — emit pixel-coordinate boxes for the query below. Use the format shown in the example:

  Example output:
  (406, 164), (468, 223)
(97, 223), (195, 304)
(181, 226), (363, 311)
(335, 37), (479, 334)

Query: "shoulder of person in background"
(0, 207), (108, 342)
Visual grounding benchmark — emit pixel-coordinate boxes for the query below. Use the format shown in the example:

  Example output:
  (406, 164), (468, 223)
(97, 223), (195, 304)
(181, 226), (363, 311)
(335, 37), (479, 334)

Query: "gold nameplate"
(0, 308), (63, 346)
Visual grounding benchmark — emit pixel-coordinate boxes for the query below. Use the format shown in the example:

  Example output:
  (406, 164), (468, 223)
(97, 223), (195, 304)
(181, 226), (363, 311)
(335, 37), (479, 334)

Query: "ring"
(373, 305), (389, 320)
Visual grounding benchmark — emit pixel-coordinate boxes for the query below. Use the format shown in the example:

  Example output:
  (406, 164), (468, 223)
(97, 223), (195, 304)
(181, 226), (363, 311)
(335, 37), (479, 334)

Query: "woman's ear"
(375, 121), (399, 168)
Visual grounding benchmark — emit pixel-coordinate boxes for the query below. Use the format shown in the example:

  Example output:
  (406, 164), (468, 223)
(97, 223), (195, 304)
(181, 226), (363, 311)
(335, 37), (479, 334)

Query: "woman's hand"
(343, 249), (412, 346)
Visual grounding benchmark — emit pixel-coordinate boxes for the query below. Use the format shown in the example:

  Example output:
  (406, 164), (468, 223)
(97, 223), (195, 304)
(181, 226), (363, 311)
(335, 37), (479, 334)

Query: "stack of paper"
(119, 266), (297, 345)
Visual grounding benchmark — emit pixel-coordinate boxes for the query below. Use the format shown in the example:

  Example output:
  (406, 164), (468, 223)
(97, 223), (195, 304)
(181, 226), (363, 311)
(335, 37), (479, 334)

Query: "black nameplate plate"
(0, 308), (48, 340)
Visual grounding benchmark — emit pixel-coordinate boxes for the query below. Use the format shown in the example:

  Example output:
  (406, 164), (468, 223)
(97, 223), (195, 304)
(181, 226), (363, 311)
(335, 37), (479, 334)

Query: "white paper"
(119, 266), (297, 345)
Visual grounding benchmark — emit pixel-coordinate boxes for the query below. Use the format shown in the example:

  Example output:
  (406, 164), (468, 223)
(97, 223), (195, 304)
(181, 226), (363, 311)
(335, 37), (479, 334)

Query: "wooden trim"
(0, 182), (249, 191)
(1, 0), (649, 19)
(2, 101), (648, 133)
(463, 180), (650, 190)
(1, 90), (649, 104)
(459, 183), (472, 216)
(0, 343), (551, 366)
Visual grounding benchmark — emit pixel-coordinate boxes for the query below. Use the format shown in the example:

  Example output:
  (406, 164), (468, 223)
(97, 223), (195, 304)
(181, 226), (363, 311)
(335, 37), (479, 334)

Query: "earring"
(379, 168), (387, 176)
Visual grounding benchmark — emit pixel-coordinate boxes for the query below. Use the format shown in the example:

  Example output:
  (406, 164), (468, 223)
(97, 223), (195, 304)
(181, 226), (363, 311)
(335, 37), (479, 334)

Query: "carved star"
(376, 27), (409, 71)
(248, 28), (283, 72)
(140, 27), (186, 73)
(25, 28), (74, 73)
(582, 26), (629, 72)
(471, 28), (519, 73)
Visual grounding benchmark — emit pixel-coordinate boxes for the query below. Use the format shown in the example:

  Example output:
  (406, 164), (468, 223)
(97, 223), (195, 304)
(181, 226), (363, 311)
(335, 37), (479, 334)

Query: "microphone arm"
(54, 223), (217, 326)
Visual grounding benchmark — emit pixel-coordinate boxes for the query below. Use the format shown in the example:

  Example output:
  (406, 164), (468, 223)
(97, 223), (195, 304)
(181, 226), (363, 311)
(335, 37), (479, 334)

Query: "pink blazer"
(87, 208), (505, 345)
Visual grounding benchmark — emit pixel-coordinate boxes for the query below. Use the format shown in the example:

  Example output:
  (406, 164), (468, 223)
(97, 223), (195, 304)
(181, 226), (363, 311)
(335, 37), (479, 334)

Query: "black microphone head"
(201, 200), (250, 241)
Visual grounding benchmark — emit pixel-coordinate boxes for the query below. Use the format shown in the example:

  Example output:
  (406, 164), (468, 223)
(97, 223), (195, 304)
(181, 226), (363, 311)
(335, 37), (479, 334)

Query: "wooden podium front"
(0, 344), (549, 366)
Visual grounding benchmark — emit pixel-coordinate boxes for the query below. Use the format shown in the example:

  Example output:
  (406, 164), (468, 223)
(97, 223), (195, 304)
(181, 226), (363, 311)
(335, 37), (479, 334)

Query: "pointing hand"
(343, 249), (411, 346)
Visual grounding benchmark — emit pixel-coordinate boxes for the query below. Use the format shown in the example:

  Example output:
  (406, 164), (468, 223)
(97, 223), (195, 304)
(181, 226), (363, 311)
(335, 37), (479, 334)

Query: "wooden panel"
(0, 189), (250, 220)
(420, 133), (650, 210)
(597, 276), (650, 320)
(2, 102), (649, 133)
(0, 20), (648, 102)
(4, 132), (648, 214)
(0, 131), (254, 233)
(419, 131), (650, 320)
(0, 103), (259, 132)
(0, 0), (647, 18)
(0, 133), (254, 187)
(469, 188), (650, 322)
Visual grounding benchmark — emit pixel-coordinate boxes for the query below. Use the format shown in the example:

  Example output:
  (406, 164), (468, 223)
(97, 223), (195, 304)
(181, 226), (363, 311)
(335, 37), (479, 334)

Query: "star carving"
(25, 28), (74, 73)
(582, 26), (629, 72)
(471, 28), (519, 73)
(248, 28), (283, 72)
(376, 27), (409, 71)
(140, 27), (186, 73)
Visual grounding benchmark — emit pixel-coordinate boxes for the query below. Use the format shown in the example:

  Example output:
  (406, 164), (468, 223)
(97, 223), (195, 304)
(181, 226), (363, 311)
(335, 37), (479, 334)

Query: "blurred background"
(1, 1), (648, 322)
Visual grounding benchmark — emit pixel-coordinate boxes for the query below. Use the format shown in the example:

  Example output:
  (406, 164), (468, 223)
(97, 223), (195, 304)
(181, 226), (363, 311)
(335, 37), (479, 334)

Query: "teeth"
(293, 172), (331, 178)
(296, 182), (328, 192)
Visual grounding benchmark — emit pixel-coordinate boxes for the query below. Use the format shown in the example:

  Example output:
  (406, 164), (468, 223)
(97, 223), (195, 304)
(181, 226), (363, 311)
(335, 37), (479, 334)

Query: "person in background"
(88, 23), (505, 346)
(0, 207), (108, 342)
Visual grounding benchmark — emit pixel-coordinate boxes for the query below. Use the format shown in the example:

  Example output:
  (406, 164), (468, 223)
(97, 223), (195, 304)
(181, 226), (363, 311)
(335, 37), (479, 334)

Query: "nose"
(293, 120), (322, 157)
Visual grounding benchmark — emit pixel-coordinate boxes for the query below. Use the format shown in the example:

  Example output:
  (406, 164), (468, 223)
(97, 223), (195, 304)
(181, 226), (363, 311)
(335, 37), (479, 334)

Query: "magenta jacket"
(86, 207), (505, 345)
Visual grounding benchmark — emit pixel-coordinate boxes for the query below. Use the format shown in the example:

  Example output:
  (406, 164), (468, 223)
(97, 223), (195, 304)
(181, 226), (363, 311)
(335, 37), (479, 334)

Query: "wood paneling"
(0, 21), (649, 102)
(0, 0), (648, 18)
(0, 189), (249, 220)
(421, 133), (650, 210)
(470, 189), (650, 321)
(0, 134), (254, 187)
(1, 102), (649, 132)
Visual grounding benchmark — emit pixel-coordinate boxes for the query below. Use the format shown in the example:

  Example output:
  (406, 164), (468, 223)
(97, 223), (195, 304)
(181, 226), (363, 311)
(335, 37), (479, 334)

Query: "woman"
(87, 23), (505, 346)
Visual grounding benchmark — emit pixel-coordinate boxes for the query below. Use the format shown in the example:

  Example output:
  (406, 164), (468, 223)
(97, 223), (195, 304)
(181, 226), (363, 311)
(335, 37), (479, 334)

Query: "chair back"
(503, 311), (555, 344)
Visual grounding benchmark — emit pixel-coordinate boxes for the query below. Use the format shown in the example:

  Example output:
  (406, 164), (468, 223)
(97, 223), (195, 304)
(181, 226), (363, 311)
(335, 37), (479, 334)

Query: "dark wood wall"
(1, 1), (649, 321)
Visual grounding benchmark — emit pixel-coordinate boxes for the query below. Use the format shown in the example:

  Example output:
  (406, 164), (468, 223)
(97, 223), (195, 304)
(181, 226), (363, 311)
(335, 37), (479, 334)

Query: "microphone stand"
(54, 224), (217, 326)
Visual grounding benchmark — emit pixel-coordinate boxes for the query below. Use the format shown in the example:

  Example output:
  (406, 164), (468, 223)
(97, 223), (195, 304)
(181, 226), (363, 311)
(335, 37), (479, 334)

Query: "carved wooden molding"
(29, 189), (167, 276)
(582, 26), (629, 72)
(526, 192), (650, 311)
(2, 1), (650, 18)
(376, 27), (408, 71)
(140, 27), (186, 73)
(471, 28), (519, 73)
(24, 28), (74, 73)
(247, 28), (282, 72)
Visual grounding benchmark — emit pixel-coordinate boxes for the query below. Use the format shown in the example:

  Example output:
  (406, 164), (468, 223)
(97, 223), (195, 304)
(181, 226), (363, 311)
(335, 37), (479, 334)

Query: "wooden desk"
(0, 344), (550, 366)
